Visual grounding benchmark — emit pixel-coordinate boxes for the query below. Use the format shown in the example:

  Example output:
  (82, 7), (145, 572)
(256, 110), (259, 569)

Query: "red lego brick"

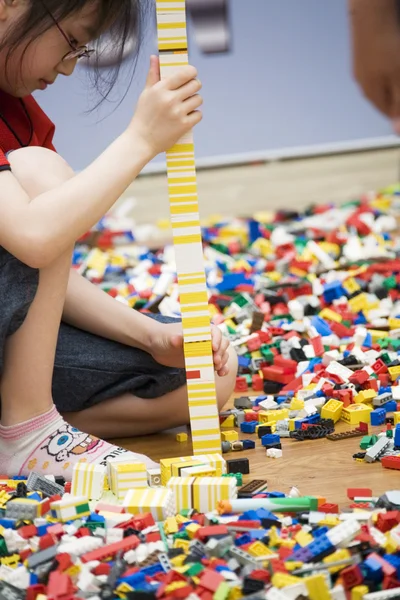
(281, 376), (303, 393)
(26, 585), (47, 600)
(92, 563), (112, 576)
(196, 525), (229, 541)
(368, 552), (397, 577)
(319, 503), (339, 513)
(381, 456), (400, 471)
(311, 336), (324, 356)
(235, 377), (248, 392)
(39, 533), (57, 550)
(245, 411), (259, 422)
(250, 569), (271, 583)
(199, 569), (225, 592)
(81, 534), (140, 563)
(371, 359), (388, 374)
(54, 553), (74, 572)
(347, 488), (372, 500)
(376, 511), (400, 532)
(47, 572), (75, 600)
(252, 374), (264, 391)
(273, 355), (297, 372)
(341, 565), (363, 589)
(349, 370), (370, 385)
(383, 575), (400, 589)
(269, 559), (287, 574)
(18, 524), (37, 540)
(46, 523), (65, 538)
(186, 370), (201, 380)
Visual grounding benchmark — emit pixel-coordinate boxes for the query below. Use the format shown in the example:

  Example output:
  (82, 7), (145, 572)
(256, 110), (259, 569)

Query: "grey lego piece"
(158, 552), (172, 573)
(228, 546), (259, 569)
(27, 544), (59, 569)
(226, 557), (241, 572)
(205, 535), (233, 558)
(372, 393), (393, 407)
(365, 437), (391, 463)
(27, 472), (64, 496)
(234, 396), (253, 409)
(234, 411), (245, 427)
(5, 499), (38, 521)
(189, 539), (206, 559)
(221, 441), (232, 453)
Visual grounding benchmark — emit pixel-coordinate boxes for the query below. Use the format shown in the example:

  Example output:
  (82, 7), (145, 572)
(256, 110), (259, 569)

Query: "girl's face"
(0, 0), (98, 97)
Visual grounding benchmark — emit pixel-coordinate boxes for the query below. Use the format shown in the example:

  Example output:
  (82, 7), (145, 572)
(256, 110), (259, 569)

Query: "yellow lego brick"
(267, 271), (282, 282)
(164, 517), (178, 535)
(272, 573), (302, 588)
(247, 541), (275, 557)
(385, 531), (399, 553)
(175, 432), (188, 443)
(351, 585), (369, 600)
(116, 583), (134, 596)
(394, 412), (400, 425)
(220, 414), (236, 429)
(251, 238), (273, 258)
(319, 241), (340, 256)
(319, 308), (342, 323)
(321, 398), (343, 423)
(175, 514), (190, 525)
(341, 403), (372, 425)
(353, 389), (377, 404)
(259, 409), (289, 424)
(221, 431), (239, 442)
(170, 554), (186, 568)
(318, 515), (340, 527)
(173, 539), (190, 552)
(268, 527), (282, 546)
(290, 397), (305, 410)
(304, 573), (331, 600)
(370, 329), (390, 343)
(228, 587), (243, 600)
(280, 539), (296, 549)
(348, 293), (368, 313)
(1, 554), (19, 569)
(295, 530), (313, 547)
(285, 561), (304, 572)
(389, 365), (400, 381)
(185, 523), (200, 539)
(389, 318), (400, 330)
(323, 548), (351, 574)
(288, 419), (296, 431)
(343, 278), (360, 295)
(165, 582), (187, 594)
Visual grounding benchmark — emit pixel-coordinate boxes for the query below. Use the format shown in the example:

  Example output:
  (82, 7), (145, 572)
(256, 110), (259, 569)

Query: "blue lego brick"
(322, 281), (346, 302)
(380, 386), (392, 394)
(383, 400), (397, 412)
(312, 526), (329, 537)
(364, 332), (372, 347)
(362, 556), (383, 583)
(256, 508), (279, 522)
(261, 434), (281, 447)
(27, 492), (41, 502)
(311, 316), (332, 336)
(240, 510), (261, 521)
(11, 476), (26, 480)
(291, 546), (314, 562)
(305, 534), (335, 560)
(354, 312), (367, 325)
(394, 424), (400, 448)
(235, 534), (252, 546)
(249, 220), (262, 243)
(0, 519), (16, 529)
(36, 524), (52, 537)
(383, 554), (400, 577)
(216, 273), (254, 292)
(249, 529), (269, 540)
(87, 513), (105, 523)
(242, 440), (256, 449)
(254, 395), (268, 405)
(370, 408), (386, 426)
(240, 421), (258, 434)
(238, 356), (251, 368)
(266, 491), (286, 498)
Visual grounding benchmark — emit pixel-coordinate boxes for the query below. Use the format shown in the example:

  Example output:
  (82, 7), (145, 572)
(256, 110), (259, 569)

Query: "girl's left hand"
(149, 322), (231, 377)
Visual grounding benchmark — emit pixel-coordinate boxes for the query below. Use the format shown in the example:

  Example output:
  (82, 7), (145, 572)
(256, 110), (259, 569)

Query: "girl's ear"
(0, 0), (17, 21)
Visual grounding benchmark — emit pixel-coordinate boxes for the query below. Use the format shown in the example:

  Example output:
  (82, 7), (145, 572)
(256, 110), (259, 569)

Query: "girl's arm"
(63, 268), (160, 351)
(0, 60), (202, 269)
(348, 0), (400, 118)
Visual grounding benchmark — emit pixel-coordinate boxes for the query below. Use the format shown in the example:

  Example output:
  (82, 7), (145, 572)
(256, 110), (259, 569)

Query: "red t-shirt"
(0, 89), (55, 171)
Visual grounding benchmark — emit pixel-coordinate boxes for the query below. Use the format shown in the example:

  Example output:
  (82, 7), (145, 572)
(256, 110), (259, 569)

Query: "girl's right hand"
(128, 55), (203, 158)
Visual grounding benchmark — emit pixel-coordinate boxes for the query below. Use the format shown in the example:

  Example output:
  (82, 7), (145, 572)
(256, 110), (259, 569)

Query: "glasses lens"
(64, 47), (94, 61)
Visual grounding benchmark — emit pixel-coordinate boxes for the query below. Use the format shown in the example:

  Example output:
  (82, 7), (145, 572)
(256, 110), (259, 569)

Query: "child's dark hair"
(0, 0), (147, 106)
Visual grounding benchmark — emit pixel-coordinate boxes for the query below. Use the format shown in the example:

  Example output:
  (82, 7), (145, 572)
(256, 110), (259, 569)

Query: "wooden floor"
(109, 148), (400, 509)
(110, 397), (397, 509)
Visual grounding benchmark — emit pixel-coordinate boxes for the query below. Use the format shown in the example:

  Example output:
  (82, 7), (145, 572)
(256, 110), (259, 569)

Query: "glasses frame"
(40, 0), (95, 62)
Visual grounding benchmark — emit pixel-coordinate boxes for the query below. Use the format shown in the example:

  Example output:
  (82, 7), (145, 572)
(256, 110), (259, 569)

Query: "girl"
(0, 0), (237, 478)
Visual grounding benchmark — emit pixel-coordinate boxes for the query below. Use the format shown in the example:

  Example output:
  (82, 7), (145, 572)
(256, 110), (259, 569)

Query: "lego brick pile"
(2, 457), (400, 599)
(76, 185), (400, 470)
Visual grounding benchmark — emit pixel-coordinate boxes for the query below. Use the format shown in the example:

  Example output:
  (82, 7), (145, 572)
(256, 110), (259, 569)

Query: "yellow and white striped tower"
(156, 0), (221, 455)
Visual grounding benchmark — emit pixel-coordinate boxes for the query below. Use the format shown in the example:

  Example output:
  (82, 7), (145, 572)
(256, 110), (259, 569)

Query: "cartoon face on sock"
(42, 424), (101, 462)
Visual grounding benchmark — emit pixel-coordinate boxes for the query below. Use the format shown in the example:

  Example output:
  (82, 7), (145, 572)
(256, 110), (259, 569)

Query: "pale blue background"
(35, 0), (393, 171)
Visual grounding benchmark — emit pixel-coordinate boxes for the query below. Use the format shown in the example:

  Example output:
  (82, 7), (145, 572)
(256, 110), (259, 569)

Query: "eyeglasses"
(40, 1), (95, 62)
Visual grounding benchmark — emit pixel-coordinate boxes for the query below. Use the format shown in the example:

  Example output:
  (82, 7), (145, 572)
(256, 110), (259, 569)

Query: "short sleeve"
(0, 149), (11, 172)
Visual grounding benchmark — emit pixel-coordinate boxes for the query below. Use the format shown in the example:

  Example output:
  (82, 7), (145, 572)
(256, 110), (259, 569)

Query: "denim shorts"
(0, 246), (186, 412)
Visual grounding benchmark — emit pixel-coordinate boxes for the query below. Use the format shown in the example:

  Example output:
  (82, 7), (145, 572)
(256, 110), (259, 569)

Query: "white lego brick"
(325, 361), (353, 382)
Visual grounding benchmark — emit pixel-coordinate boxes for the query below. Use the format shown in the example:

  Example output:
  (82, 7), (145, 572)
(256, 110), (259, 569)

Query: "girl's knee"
(8, 148), (74, 197)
